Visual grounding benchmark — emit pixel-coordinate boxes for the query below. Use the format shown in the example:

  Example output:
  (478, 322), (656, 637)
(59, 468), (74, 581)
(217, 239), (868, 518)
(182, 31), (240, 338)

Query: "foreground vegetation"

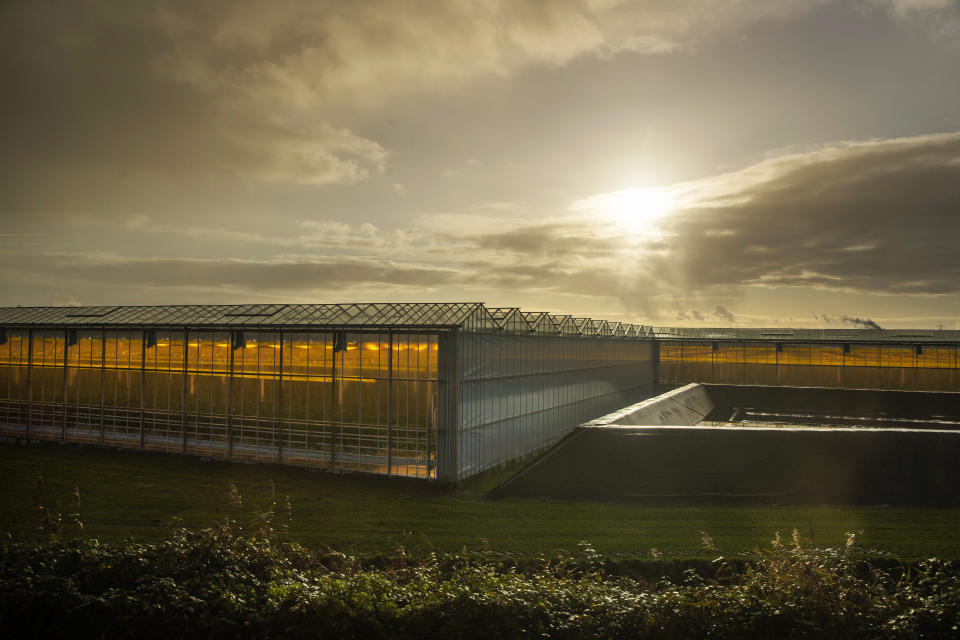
(3, 515), (959, 639)
(3, 442), (960, 559)
(3, 442), (960, 637)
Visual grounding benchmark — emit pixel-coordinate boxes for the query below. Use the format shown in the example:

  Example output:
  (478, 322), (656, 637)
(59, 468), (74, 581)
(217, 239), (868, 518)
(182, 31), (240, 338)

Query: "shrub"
(3, 482), (956, 638)
(2, 525), (959, 639)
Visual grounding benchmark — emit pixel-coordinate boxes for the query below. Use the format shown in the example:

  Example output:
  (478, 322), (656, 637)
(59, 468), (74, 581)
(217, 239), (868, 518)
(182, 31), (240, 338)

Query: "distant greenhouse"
(654, 327), (960, 391)
(0, 303), (657, 481)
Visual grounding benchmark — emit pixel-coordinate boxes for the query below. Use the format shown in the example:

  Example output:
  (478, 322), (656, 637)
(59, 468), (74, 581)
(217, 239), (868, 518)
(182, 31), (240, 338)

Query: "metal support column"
(139, 331), (146, 449)
(99, 330), (106, 446)
(181, 330), (188, 455)
(61, 329), (69, 442)
(226, 332), (236, 460)
(650, 338), (660, 390)
(386, 331), (393, 475)
(775, 340), (781, 386)
(329, 332), (337, 471)
(741, 339), (746, 385)
(276, 331), (284, 463)
(25, 329), (33, 440)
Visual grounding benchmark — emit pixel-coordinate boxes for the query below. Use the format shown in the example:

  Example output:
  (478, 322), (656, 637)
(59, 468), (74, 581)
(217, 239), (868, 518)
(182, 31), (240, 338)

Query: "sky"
(1, 0), (959, 328)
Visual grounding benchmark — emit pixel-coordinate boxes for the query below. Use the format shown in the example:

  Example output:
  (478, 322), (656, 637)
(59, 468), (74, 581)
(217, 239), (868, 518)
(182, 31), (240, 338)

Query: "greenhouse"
(655, 327), (960, 392)
(0, 303), (657, 481)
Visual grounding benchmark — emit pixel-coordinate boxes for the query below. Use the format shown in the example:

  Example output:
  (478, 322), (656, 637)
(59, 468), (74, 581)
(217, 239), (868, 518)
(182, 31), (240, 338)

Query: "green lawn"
(2, 441), (959, 559)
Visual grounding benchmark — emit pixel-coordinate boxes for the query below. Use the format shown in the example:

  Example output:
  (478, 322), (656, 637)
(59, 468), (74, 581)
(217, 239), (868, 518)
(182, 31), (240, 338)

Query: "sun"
(570, 185), (677, 235)
(603, 187), (674, 232)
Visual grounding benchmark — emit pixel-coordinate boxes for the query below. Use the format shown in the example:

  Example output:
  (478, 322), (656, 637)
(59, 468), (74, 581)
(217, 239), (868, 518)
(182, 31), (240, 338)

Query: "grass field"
(3, 440), (960, 560)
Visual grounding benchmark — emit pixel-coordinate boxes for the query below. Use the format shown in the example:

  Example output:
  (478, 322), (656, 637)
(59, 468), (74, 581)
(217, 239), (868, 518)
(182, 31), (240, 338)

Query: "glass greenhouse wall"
(0, 304), (656, 481)
(657, 329), (960, 392)
(452, 333), (654, 480)
(0, 328), (439, 477)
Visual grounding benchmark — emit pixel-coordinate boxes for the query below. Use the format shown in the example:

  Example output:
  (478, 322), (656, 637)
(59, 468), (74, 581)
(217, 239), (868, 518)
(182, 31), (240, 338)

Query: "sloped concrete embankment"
(490, 383), (713, 499)
(584, 382), (714, 427)
(491, 383), (960, 505)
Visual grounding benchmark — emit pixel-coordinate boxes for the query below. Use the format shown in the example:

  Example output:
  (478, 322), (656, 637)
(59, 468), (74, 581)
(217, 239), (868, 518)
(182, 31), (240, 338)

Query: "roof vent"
(64, 306), (117, 317)
(221, 304), (286, 317)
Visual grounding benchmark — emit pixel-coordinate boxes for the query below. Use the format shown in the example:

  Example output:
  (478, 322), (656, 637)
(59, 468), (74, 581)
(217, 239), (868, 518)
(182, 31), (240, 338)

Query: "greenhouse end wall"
(0, 326), (656, 482)
(452, 332), (656, 480)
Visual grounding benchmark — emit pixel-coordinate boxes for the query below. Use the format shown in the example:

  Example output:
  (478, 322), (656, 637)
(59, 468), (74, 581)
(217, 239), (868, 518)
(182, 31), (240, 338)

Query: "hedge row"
(2, 523), (959, 639)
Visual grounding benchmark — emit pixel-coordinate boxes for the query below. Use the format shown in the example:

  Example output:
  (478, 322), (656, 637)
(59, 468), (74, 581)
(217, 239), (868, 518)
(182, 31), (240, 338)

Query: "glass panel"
(308, 332), (331, 379)
(285, 333), (310, 377)
(340, 332), (362, 378)
(0, 331), (27, 434)
(211, 332), (230, 374)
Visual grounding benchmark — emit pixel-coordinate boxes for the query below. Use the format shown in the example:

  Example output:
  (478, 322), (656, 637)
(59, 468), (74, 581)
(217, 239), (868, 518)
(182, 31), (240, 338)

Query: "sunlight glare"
(604, 187), (674, 232)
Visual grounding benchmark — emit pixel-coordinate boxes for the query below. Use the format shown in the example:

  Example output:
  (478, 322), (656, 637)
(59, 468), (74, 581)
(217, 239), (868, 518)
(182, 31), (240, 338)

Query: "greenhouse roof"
(652, 327), (960, 343)
(0, 303), (652, 338)
(4, 304), (954, 342)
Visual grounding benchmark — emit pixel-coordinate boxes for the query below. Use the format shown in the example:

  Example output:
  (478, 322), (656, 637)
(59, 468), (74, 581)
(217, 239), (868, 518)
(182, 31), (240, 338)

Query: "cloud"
(0, 0), (828, 224)
(639, 131), (960, 295)
(234, 123), (388, 186)
(713, 305), (735, 324)
(125, 216), (444, 257)
(0, 3), (390, 229)
(151, 0), (826, 106)
(126, 212), (636, 269)
(50, 294), (83, 308)
(675, 309), (706, 322)
(456, 259), (650, 302)
(672, 307), (734, 325)
(873, 0), (960, 38)
(101, 214), (653, 304)
(60, 130), (960, 308)
(0, 252), (460, 294)
(469, 223), (626, 258)
(880, 0), (953, 18)
(525, 130), (960, 311)
(0, 247), (655, 307)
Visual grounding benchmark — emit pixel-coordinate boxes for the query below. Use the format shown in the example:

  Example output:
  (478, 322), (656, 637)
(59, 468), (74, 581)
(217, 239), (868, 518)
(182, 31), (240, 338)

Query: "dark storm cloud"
(650, 132), (960, 295)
